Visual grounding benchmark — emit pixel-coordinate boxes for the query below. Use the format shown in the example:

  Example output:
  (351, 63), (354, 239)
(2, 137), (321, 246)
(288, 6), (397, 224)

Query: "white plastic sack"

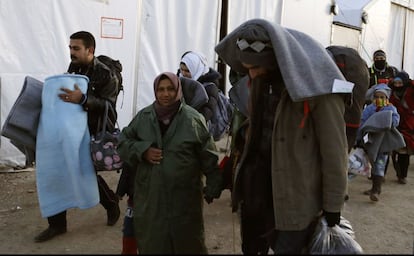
(309, 216), (364, 254)
(348, 147), (371, 177)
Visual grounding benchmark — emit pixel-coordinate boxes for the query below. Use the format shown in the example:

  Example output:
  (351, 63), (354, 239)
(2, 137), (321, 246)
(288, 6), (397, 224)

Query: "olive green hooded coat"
(118, 102), (223, 254)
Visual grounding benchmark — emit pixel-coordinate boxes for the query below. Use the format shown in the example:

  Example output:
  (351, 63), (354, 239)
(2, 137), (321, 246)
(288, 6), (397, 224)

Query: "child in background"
(358, 83), (400, 201)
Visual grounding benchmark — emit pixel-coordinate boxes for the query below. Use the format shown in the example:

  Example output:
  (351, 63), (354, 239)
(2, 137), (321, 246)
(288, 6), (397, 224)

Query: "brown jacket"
(233, 90), (348, 231)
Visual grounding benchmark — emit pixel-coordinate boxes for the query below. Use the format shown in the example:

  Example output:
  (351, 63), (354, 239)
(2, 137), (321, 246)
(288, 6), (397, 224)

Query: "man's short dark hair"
(70, 31), (96, 52)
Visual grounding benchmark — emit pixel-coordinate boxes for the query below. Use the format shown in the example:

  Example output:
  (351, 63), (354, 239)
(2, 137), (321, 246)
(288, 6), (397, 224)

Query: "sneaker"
(107, 203), (120, 226)
(34, 226), (67, 243)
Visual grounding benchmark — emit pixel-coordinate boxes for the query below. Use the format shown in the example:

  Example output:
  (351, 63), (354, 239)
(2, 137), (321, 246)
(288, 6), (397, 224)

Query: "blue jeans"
(372, 153), (389, 177)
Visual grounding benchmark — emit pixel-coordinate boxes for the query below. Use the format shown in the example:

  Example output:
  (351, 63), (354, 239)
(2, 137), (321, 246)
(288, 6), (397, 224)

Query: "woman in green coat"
(118, 72), (223, 254)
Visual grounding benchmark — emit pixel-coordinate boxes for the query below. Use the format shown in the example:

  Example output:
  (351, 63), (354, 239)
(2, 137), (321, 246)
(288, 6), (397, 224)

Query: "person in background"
(325, 45), (370, 201)
(178, 51), (220, 126)
(367, 49), (399, 181)
(368, 49), (399, 88)
(215, 18), (349, 254)
(179, 50), (222, 89)
(358, 84), (400, 201)
(389, 71), (414, 184)
(117, 72), (223, 254)
(34, 31), (121, 242)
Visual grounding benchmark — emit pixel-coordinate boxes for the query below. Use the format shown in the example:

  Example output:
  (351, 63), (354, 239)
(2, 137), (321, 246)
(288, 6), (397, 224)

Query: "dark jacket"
(368, 64), (398, 88)
(197, 68), (221, 122)
(118, 103), (222, 254)
(389, 71), (414, 150)
(67, 57), (120, 134)
(179, 76), (209, 112)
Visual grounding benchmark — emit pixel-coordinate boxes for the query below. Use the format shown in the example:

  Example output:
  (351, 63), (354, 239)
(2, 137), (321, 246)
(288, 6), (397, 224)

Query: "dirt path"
(0, 155), (413, 254)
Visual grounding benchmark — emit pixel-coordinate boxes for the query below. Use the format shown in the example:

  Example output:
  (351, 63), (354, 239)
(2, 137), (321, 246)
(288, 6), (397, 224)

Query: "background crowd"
(10, 18), (413, 255)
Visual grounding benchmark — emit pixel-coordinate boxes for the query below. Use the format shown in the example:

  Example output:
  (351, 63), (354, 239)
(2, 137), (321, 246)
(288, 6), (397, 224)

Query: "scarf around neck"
(153, 72), (183, 125)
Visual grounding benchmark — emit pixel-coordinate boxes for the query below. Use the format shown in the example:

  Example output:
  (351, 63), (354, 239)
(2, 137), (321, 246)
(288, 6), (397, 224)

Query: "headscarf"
(180, 51), (209, 81)
(390, 71), (410, 98)
(153, 72), (182, 125)
(370, 83), (391, 109)
(392, 71), (410, 87)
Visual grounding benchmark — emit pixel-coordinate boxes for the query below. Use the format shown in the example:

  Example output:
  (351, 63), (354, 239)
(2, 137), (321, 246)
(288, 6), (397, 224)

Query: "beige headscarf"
(153, 72), (182, 125)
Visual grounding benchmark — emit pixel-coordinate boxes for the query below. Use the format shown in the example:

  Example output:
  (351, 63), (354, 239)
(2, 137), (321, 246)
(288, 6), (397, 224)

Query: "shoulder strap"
(96, 101), (119, 135)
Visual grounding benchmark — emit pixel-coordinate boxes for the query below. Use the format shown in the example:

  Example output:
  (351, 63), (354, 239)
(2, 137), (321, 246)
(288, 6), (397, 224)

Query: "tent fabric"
(1, 0), (413, 167)
(35, 74), (99, 218)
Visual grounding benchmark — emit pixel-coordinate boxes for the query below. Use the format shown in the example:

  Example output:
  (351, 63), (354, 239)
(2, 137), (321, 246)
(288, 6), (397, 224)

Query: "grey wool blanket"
(357, 110), (406, 164)
(215, 18), (347, 102)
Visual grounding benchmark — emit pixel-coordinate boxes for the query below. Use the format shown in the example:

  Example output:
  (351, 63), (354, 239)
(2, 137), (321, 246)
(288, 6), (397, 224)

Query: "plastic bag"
(348, 147), (371, 177)
(308, 216), (364, 254)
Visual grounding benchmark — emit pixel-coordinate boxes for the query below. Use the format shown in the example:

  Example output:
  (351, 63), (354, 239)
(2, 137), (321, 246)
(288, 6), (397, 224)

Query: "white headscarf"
(180, 51), (209, 81)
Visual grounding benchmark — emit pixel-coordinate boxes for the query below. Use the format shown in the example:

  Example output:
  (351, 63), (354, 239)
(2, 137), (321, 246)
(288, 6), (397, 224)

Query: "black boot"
(34, 211), (67, 242)
(97, 175), (120, 226)
(369, 175), (383, 202)
(396, 153), (409, 184)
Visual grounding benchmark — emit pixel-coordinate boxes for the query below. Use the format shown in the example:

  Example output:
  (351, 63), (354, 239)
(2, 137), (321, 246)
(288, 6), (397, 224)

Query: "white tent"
(1, 0), (141, 166)
(333, 0), (414, 74)
(0, 0), (345, 166)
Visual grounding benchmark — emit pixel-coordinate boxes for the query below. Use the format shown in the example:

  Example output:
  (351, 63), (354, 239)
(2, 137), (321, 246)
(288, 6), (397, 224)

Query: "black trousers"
(47, 174), (117, 227)
(240, 202), (275, 254)
(392, 152), (409, 179)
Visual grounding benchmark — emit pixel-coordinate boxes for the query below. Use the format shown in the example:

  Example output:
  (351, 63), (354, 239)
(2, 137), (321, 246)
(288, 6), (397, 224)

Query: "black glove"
(323, 210), (341, 227)
(203, 186), (221, 204)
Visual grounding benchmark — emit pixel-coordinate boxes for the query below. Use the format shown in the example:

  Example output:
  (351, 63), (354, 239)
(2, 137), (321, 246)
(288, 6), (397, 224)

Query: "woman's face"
(156, 78), (178, 107)
(179, 63), (192, 79)
(393, 80), (404, 88)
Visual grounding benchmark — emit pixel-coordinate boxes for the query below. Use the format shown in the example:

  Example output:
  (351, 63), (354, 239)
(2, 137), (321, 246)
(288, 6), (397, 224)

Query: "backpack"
(97, 55), (124, 105)
(209, 89), (234, 141)
(326, 45), (370, 150)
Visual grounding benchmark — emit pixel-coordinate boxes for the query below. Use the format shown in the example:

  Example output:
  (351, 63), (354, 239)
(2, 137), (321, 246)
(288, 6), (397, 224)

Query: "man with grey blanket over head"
(215, 19), (349, 254)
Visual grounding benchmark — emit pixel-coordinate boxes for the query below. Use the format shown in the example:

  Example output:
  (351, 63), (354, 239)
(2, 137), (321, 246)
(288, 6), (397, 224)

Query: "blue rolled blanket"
(36, 74), (99, 218)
